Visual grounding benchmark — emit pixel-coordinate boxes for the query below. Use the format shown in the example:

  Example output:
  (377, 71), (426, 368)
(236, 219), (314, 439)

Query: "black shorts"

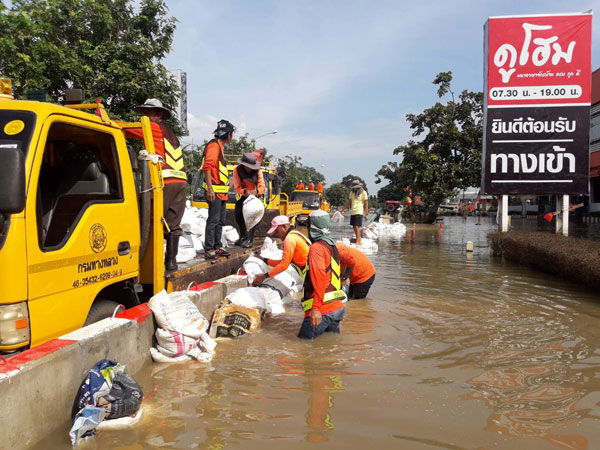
(349, 274), (375, 299)
(350, 214), (363, 227)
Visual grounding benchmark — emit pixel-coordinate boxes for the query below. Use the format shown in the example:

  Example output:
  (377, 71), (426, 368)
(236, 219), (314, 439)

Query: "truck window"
(37, 122), (123, 250)
(0, 110), (36, 156)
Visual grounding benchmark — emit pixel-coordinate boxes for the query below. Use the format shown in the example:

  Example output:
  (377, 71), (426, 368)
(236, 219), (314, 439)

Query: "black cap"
(214, 119), (235, 138)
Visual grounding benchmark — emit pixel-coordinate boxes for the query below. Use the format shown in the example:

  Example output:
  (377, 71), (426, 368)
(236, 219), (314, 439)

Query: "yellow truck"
(190, 161), (303, 228)
(291, 188), (330, 226)
(0, 79), (227, 354)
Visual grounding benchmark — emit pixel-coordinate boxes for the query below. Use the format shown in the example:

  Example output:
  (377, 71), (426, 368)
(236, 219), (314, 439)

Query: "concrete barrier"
(0, 274), (249, 450)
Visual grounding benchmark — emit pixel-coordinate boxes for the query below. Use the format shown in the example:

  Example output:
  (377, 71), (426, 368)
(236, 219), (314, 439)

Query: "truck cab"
(291, 188), (329, 225)
(0, 80), (170, 354)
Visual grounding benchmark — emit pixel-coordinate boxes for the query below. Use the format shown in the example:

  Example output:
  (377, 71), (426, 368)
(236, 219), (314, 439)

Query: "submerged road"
(38, 217), (600, 449)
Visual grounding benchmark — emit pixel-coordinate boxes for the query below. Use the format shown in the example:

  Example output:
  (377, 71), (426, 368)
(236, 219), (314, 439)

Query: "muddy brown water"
(39, 217), (600, 449)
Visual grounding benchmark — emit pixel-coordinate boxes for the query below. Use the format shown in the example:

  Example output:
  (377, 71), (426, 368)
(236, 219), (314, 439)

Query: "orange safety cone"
(440, 223), (443, 230)
(543, 212), (553, 222)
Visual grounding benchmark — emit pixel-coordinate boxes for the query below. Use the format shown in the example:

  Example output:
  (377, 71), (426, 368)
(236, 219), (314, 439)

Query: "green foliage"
(275, 154), (325, 196)
(368, 194), (379, 209)
(0, 0), (179, 122)
(324, 183), (349, 209)
(376, 71), (483, 222)
(340, 174), (367, 190)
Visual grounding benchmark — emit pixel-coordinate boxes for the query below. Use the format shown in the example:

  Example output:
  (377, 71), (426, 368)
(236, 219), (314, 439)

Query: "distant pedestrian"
(340, 180), (368, 246)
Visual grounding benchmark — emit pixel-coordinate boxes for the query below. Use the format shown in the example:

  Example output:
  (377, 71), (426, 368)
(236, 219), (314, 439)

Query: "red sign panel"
(486, 13), (592, 106)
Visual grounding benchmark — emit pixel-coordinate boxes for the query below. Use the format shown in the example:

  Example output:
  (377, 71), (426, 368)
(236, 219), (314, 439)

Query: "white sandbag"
(259, 287), (286, 315)
(225, 287), (267, 310)
(148, 290), (209, 338)
(187, 345), (213, 363)
(243, 195), (265, 230)
(190, 217), (206, 236)
(176, 238), (196, 263)
(259, 237), (282, 260)
(196, 208), (209, 220)
(97, 407), (143, 430)
(331, 210), (344, 226)
(243, 255), (272, 284)
(155, 328), (198, 357)
(363, 228), (377, 240)
(197, 332), (217, 353)
(223, 226), (239, 244)
(150, 347), (192, 363)
(338, 237), (378, 255)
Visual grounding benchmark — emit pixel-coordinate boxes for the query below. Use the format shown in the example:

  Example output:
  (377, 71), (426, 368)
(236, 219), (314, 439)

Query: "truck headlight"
(0, 302), (30, 348)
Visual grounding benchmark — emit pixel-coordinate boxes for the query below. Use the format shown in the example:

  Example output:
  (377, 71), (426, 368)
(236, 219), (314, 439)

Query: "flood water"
(42, 217), (600, 449)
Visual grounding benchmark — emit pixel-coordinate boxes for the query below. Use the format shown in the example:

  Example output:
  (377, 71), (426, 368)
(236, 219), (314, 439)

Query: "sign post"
(481, 12), (592, 233)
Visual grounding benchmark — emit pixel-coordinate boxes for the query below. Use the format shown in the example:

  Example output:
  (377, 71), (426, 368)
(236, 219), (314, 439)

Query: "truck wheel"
(84, 299), (120, 326)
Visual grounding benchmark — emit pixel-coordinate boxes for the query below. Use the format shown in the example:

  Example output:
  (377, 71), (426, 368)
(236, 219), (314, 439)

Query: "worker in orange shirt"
(335, 243), (376, 299)
(296, 180), (304, 190)
(317, 181), (323, 193)
(201, 119), (235, 260)
(251, 215), (310, 286)
(122, 99), (187, 270)
(308, 182), (315, 190)
(298, 210), (354, 339)
(233, 152), (265, 248)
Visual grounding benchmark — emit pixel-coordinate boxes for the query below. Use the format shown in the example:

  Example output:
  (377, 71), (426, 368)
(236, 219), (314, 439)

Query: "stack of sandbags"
(148, 290), (217, 363)
(337, 236), (379, 254)
(209, 297), (266, 338)
(364, 220), (407, 240)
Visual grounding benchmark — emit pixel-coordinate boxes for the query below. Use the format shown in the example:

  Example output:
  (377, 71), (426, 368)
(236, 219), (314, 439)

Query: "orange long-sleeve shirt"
(336, 243), (375, 284)
(266, 231), (310, 278)
(202, 140), (228, 201)
(305, 241), (353, 317)
(233, 166), (265, 197)
(122, 121), (186, 185)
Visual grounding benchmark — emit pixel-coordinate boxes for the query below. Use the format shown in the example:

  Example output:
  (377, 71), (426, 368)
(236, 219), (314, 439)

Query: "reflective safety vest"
(161, 137), (187, 181)
(201, 139), (229, 193)
(302, 242), (347, 312)
(288, 230), (310, 280)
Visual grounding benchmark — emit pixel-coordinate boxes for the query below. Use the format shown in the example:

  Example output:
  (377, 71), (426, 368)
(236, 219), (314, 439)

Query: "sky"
(163, 0), (600, 194)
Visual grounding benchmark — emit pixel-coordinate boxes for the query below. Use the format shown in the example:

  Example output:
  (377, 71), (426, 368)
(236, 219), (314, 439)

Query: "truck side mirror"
(0, 147), (26, 214)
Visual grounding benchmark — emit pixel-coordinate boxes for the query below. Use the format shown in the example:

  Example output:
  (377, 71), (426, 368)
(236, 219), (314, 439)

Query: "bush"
(488, 231), (600, 290)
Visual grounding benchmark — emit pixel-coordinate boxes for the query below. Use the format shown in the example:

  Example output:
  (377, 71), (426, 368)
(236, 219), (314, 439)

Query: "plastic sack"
(148, 290), (209, 339)
(97, 407), (143, 430)
(243, 255), (272, 284)
(331, 210), (344, 226)
(243, 195), (265, 231)
(155, 328), (198, 357)
(98, 372), (143, 420)
(209, 299), (265, 338)
(259, 237), (283, 260)
(225, 287), (268, 310)
(259, 287), (286, 315)
(70, 406), (106, 445)
(176, 238), (196, 263)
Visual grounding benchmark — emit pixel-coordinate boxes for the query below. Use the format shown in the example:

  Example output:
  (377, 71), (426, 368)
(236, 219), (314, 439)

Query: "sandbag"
(331, 210), (344, 226)
(97, 408), (143, 430)
(155, 328), (198, 357)
(259, 287), (286, 315)
(243, 256), (272, 284)
(225, 287), (267, 310)
(243, 195), (265, 230)
(148, 290), (209, 339)
(223, 226), (240, 244)
(150, 347), (192, 363)
(259, 237), (282, 260)
(209, 299), (265, 338)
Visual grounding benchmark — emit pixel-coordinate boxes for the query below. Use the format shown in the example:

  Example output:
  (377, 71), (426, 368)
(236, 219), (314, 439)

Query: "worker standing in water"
(335, 243), (376, 299)
(251, 215), (310, 286)
(233, 152), (265, 248)
(299, 210), (353, 339)
(340, 180), (368, 246)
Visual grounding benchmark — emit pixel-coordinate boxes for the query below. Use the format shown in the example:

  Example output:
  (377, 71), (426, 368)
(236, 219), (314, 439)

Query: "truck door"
(25, 116), (140, 346)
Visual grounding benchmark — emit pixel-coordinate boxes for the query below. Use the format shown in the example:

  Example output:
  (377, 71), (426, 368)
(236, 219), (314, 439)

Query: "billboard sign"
(482, 12), (592, 194)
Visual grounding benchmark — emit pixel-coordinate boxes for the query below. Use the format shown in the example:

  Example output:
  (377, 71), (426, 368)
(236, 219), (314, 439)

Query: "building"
(167, 69), (188, 136)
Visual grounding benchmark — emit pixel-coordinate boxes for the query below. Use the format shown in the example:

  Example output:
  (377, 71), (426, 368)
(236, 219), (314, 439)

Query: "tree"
(0, 0), (179, 122)
(375, 71), (483, 223)
(341, 174), (367, 190)
(325, 183), (349, 209)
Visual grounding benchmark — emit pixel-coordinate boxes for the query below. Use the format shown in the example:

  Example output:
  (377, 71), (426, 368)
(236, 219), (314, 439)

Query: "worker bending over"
(234, 153), (265, 248)
(336, 243), (376, 299)
(252, 215), (310, 286)
(299, 210), (353, 339)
